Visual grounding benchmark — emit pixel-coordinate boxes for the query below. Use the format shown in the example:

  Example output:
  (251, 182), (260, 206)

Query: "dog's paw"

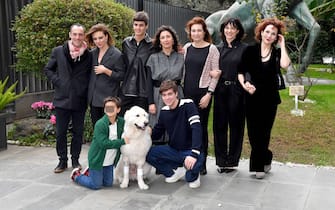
(120, 182), (129, 189)
(138, 183), (149, 190)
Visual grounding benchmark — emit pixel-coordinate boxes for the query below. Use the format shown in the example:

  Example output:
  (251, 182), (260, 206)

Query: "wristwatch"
(207, 90), (214, 95)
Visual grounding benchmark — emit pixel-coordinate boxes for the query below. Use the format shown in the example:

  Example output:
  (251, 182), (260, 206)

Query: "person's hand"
(149, 104), (156, 114)
(147, 126), (152, 135)
(123, 136), (129, 144)
(244, 82), (256, 95)
(199, 93), (211, 109)
(277, 34), (286, 48)
(178, 44), (185, 54)
(184, 156), (197, 170)
(94, 65), (107, 75)
(209, 69), (221, 79)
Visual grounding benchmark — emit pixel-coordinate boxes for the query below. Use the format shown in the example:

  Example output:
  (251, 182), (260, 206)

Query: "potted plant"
(0, 77), (25, 150)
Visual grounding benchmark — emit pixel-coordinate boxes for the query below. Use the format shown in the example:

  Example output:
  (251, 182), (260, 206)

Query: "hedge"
(13, 0), (135, 73)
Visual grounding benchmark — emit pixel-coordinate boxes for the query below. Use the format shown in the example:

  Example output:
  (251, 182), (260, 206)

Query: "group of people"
(44, 10), (290, 190)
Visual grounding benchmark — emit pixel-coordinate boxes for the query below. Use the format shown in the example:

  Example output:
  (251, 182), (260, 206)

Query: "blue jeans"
(146, 145), (204, 182)
(75, 165), (114, 190)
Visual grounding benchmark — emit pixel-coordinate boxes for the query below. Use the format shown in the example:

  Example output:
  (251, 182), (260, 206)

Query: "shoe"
(200, 168), (207, 175)
(256, 172), (265, 179)
(224, 167), (236, 173)
(217, 167), (225, 174)
(82, 167), (89, 176)
(70, 168), (81, 181)
(264, 164), (271, 173)
(72, 159), (82, 170)
(54, 161), (68, 173)
(189, 174), (200, 188)
(165, 167), (186, 183)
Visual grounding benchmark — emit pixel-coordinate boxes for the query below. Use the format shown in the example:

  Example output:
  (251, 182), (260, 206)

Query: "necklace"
(261, 47), (272, 58)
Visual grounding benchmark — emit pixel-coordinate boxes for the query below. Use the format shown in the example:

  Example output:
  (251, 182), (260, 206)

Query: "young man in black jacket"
(120, 11), (153, 115)
(44, 23), (92, 173)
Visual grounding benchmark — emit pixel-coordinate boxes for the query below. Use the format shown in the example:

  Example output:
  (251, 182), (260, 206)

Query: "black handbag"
(275, 49), (286, 90)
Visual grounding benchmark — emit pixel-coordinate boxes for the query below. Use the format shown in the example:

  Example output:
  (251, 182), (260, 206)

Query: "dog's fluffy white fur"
(115, 106), (152, 190)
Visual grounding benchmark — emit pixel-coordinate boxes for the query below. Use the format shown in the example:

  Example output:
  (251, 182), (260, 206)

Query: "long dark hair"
(220, 18), (245, 41)
(152, 25), (179, 52)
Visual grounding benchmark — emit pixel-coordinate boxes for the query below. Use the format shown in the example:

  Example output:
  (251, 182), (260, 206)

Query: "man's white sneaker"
(264, 164), (271, 173)
(189, 174), (200, 188)
(165, 167), (186, 183)
(256, 172), (265, 179)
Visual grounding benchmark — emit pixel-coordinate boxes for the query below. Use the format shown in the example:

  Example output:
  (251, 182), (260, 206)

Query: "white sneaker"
(165, 167), (186, 183)
(256, 172), (265, 179)
(264, 164), (271, 173)
(189, 174), (200, 188)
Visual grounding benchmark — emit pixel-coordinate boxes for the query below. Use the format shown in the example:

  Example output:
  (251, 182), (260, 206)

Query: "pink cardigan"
(183, 42), (220, 92)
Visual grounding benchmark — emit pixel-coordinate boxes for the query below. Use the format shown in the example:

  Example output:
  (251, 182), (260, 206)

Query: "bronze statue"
(206, 0), (320, 73)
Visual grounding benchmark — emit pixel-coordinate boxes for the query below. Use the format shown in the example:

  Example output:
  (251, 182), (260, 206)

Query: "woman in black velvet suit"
(238, 18), (291, 179)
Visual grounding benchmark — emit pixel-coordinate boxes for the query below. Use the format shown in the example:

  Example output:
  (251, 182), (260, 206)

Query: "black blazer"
(44, 41), (91, 111)
(88, 46), (125, 107)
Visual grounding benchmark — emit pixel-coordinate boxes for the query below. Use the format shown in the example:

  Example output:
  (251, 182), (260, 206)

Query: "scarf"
(68, 40), (87, 62)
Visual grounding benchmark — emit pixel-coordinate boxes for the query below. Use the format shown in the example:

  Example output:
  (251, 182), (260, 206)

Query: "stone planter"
(0, 112), (10, 151)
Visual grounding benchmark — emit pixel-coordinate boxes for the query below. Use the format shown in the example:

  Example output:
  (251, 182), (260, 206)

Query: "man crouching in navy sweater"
(146, 80), (204, 188)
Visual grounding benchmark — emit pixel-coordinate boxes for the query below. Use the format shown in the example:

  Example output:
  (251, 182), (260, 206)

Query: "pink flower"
(49, 115), (56, 125)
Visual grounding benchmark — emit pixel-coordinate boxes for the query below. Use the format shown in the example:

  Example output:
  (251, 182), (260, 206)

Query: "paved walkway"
(1, 144), (335, 210)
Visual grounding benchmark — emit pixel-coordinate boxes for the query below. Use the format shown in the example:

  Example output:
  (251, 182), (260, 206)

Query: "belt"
(153, 80), (181, 87)
(223, 80), (236, 85)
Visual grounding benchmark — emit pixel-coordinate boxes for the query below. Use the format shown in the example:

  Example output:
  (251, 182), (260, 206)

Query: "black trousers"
(119, 94), (148, 117)
(213, 84), (245, 167)
(190, 93), (212, 169)
(55, 107), (86, 162)
(90, 105), (104, 127)
(246, 102), (277, 172)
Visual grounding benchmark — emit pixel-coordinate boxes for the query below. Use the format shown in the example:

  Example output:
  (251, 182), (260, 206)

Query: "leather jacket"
(121, 34), (153, 97)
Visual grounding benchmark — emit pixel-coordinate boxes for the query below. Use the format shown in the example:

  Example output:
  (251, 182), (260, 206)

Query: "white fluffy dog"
(115, 106), (152, 190)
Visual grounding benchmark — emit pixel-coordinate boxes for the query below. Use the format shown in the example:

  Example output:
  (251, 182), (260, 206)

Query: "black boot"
(54, 160), (68, 173)
(72, 159), (82, 169)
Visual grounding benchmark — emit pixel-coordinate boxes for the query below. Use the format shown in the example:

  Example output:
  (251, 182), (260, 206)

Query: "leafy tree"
(12, 0), (135, 74)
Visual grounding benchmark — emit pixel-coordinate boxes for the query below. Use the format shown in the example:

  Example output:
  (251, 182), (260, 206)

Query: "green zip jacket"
(88, 115), (125, 170)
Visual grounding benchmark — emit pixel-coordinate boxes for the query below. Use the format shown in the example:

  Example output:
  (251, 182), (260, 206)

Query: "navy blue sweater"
(152, 99), (203, 158)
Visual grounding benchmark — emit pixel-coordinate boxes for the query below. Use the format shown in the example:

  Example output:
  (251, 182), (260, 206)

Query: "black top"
(88, 46), (125, 107)
(121, 34), (154, 97)
(184, 45), (210, 97)
(44, 41), (91, 110)
(217, 39), (247, 81)
(238, 44), (281, 105)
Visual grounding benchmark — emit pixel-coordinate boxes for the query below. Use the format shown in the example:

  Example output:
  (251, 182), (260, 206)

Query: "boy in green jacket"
(70, 97), (128, 189)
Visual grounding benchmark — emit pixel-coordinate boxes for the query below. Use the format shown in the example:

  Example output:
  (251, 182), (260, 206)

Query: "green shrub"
(13, 0), (135, 73)
(0, 77), (26, 111)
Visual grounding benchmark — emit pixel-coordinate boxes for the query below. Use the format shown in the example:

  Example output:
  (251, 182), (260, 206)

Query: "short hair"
(86, 23), (114, 48)
(159, 80), (178, 94)
(152, 25), (179, 52)
(133, 11), (149, 25)
(70, 23), (85, 32)
(220, 18), (245, 41)
(103, 96), (121, 108)
(185, 16), (212, 43)
(254, 18), (286, 45)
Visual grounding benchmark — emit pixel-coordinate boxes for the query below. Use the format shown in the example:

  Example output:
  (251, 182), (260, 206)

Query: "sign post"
(289, 85), (305, 116)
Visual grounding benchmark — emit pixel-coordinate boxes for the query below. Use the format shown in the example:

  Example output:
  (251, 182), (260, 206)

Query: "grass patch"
(208, 84), (335, 166)
(303, 64), (335, 80)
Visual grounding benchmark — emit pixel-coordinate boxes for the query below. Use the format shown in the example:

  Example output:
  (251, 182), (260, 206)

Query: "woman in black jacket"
(86, 23), (125, 126)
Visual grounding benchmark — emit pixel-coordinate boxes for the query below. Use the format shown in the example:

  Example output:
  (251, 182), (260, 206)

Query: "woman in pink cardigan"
(183, 16), (221, 175)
